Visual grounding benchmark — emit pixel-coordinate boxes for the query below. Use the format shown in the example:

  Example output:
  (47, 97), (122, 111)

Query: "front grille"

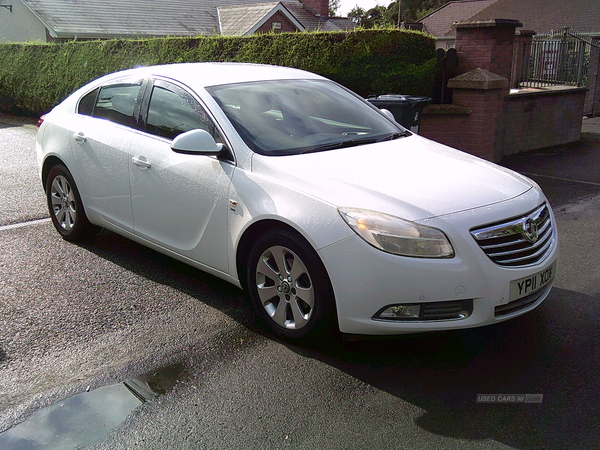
(421, 300), (473, 320)
(471, 204), (555, 267)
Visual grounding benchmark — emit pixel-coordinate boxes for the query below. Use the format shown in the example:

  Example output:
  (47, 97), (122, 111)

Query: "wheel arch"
(41, 155), (67, 192)
(235, 219), (323, 291)
(45, 162), (101, 241)
(237, 218), (340, 339)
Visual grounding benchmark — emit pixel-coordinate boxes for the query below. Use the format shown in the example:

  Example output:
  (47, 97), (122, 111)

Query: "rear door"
(71, 79), (144, 231)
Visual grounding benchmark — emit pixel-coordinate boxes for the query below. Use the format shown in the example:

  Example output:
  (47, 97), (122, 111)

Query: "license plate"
(509, 261), (557, 301)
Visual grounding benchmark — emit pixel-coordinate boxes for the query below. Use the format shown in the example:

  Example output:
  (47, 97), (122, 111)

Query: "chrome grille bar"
(492, 237), (554, 265)
(471, 204), (555, 267)
(471, 204), (548, 241)
(483, 229), (552, 258)
(479, 219), (551, 250)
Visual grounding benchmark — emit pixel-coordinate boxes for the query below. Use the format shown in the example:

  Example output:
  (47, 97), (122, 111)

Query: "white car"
(36, 63), (558, 340)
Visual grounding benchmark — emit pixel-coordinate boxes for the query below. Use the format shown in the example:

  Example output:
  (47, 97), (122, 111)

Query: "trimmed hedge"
(0, 29), (435, 115)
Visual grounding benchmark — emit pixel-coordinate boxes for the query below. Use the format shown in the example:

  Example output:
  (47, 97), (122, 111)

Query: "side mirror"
(379, 108), (396, 122)
(171, 129), (223, 155)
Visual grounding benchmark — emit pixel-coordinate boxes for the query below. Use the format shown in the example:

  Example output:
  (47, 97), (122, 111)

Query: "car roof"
(97, 62), (325, 89)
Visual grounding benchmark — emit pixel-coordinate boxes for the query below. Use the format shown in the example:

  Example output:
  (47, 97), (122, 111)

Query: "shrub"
(0, 29), (435, 114)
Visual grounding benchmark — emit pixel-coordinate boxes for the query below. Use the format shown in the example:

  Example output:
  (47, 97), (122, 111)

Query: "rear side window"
(146, 81), (218, 141)
(78, 81), (143, 129)
(78, 88), (98, 116)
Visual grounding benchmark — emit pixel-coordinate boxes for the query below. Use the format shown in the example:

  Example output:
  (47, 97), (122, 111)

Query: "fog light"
(377, 304), (421, 320)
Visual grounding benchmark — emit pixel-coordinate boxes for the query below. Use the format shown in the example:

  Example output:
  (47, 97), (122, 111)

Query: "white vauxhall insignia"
(36, 63), (558, 340)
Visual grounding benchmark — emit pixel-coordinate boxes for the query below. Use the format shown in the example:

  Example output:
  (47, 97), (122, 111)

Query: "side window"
(91, 82), (143, 128)
(78, 88), (99, 116)
(146, 81), (218, 141)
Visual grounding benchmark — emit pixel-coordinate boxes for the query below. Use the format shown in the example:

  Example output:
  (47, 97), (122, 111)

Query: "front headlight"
(338, 207), (454, 258)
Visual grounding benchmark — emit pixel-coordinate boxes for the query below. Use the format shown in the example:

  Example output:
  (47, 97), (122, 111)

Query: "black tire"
(246, 229), (337, 341)
(46, 164), (101, 241)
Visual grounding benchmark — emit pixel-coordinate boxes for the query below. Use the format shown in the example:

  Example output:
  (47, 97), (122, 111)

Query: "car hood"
(251, 135), (533, 221)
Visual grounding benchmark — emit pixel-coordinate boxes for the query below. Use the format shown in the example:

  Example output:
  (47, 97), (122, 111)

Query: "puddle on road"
(0, 364), (185, 449)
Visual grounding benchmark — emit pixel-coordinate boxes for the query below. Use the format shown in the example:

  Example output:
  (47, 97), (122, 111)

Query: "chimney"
(302, 0), (329, 17)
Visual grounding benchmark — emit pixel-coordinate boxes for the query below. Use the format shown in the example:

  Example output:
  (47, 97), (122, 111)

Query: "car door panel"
(71, 116), (134, 231)
(129, 134), (233, 273)
(70, 80), (144, 231)
(129, 80), (232, 273)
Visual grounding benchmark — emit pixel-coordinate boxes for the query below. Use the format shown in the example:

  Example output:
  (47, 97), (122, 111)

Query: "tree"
(348, 5), (395, 28)
(348, 6), (367, 25)
(329, 0), (341, 16)
(348, 0), (451, 25)
(347, 0), (452, 27)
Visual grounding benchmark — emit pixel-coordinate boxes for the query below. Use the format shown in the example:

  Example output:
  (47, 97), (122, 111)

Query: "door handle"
(132, 156), (151, 169)
(73, 132), (87, 143)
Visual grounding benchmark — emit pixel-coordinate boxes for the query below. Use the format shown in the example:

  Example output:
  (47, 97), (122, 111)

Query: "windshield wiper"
(378, 131), (411, 141)
(299, 131), (411, 155)
(302, 137), (380, 154)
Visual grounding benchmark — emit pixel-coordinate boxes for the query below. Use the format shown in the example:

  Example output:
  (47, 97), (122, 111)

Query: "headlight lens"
(338, 207), (454, 258)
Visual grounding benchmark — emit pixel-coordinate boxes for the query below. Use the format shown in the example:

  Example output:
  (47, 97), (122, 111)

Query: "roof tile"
(20, 0), (341, 38)
(419, 0), (600, 38)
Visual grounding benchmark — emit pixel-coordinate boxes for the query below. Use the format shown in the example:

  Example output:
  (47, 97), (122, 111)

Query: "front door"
(129, 80), (233, 273)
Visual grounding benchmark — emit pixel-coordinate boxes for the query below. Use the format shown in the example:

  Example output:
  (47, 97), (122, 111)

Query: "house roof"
(218, 3), (302, 36)
(467, 0), (600, 35)
(21, 0), (217, 38)
(419, 0), (600, 38)
(281, 1), (341, 31)
(19, 0), (343, 39)
(419, 0), (498, 38)
(327, 17), (357, 31)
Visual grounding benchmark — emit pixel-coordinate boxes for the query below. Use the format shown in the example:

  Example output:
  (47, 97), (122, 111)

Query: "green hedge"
(0, 29), (435, 115)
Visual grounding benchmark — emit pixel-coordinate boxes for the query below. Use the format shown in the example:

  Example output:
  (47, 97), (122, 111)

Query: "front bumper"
(319, 191), (558, 335)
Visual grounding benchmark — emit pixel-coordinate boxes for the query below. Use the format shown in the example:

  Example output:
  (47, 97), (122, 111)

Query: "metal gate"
(513, 27), (600, 115)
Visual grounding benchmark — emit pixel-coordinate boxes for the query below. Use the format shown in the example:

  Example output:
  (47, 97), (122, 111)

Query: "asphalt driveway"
(1, 113), (599, 449)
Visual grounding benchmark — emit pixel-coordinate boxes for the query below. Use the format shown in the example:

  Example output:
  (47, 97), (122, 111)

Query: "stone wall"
(499, 87), (587, 156)
(417, 105), (471, 151)
(419, 19), (586, 162)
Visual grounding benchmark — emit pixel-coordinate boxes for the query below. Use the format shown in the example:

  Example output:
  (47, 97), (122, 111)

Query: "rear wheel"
(46, 165), (100, 241)
(246, 229), (337, 341)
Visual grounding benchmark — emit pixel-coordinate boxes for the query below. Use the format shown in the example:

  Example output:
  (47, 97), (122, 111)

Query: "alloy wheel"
(255, 245), (315, 330)
(50, 175), (77, 232)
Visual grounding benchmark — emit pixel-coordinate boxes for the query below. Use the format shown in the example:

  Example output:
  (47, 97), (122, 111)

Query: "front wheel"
(46, 164), (100, 241)
(246, 229), (337, 341)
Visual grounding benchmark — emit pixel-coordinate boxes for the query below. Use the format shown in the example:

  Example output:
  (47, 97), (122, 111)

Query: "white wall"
(0, 1), (48, 42)
(436, 37), (455, 50)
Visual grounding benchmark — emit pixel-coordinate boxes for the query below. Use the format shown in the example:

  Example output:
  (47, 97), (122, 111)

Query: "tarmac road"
(0, 113), (599, 449)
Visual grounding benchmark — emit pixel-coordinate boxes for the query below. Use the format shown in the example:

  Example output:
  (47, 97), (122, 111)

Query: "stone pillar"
(454, 19), (522, 82)
(588, 36), (600, 117)
(451, 19), (520, 161)
(447, 68), (509, 161)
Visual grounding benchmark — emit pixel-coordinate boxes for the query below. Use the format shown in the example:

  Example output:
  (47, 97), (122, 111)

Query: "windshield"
(207, 79), (406, 156)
